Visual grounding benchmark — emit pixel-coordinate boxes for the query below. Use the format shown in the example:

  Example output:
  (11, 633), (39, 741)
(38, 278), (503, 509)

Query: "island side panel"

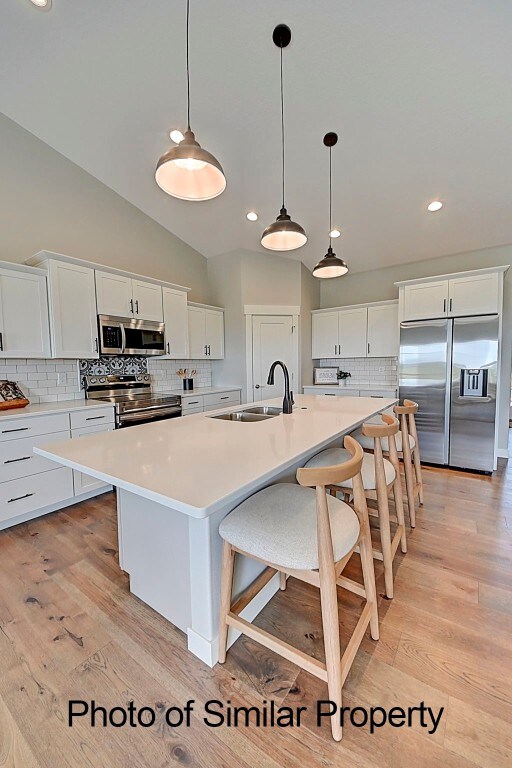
(117, 489), (192, 634)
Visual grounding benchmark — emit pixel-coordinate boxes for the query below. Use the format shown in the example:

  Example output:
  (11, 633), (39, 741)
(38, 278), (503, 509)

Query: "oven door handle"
(119, 406), (182, 424)
(120, 323), (127, 354)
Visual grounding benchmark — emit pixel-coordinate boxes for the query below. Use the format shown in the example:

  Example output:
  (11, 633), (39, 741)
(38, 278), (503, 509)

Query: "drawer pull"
(324, 393), (336, 396)
(2, 427), (29, 434)
(188, 401), (199, 405)
(4, 456), (31, 464)
(220, 396), (229, 400)
(86, 415), (106, 421)
(8, 492), (34, 504)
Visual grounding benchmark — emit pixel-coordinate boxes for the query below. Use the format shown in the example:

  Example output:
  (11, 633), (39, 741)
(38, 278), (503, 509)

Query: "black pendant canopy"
(313, 132), (348, 278)
(261, 25), (307, 251)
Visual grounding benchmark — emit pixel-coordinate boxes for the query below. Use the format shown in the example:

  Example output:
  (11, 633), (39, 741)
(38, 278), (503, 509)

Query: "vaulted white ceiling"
(1, 0), (511, 272)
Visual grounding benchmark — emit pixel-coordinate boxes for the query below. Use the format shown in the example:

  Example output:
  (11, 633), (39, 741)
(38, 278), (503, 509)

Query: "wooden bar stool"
(305, 414), (406, 599)
(218, 436), (379, 742)
(393, 400), (424, 527)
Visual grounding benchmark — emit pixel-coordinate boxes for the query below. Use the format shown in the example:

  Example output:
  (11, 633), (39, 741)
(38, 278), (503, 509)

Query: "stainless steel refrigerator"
(399, 315), (499, 473)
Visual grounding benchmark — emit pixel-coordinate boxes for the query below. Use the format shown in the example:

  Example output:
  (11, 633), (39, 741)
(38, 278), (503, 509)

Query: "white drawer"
(182, 407), (203, 416)
(0, 467), (73, 524)
(364, 389), (397, 399)
(203, 391), (240, 407)
(0, 431), (70, 482)
(181, 395), (204, 409)
(70, 407), (115, 430)
(0, 412), (70, 442)
(71, 422), (113, 495)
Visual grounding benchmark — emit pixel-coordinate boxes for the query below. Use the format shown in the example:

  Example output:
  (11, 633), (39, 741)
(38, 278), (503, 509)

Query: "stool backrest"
(297, 436), (367, 569)
(362, 413), (400, 466)
(393, 399), (419, 454)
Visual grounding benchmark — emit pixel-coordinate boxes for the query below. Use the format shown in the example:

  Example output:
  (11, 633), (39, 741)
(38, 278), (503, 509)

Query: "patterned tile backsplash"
(0, 356), (212, 404)
(319, 357), (398, 386)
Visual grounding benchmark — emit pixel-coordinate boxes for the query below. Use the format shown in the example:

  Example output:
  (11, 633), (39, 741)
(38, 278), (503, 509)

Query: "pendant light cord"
(280, 45), (285, 209)
(329, 146), (332, 245)
(186, 0), (191, 130)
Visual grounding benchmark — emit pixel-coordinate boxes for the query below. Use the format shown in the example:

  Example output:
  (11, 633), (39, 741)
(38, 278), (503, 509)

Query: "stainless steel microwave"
(98, 315), (166, 356)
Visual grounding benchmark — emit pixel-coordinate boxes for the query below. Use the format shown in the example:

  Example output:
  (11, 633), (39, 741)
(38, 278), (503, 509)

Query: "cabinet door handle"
(443, 299), (446, 313)
(2, 427), (29, 434)
(130, 298), (133, 314)
(166, 342), (170, 354)
(135, 299), (139, 314)
(0, 332), (3, 351)
(449, 298), (453, 313)
(4, 456), (31, 464)
(367, 343), (370, 355)
(94, 337), (99, 353)
(8, 492), (34, 503)
(208, 345), (211, 356)
(86, 415), (106, 421)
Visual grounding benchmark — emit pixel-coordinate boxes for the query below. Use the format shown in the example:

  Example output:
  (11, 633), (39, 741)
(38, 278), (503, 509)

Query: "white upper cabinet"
(312, 311), (340, 358)
(399, 268), (506, 322)
(367, 303), (399, 357)
(47, 260), (99, 359)
(95, 271), (133, 316)
(95, 270), (163, 322)
(205, 309), (224, 359)
(401, 280), (449, 321)
(448, 272), (499, 317)
(132, 280), (163, 322)
(162, 287), (189, 359)
(187, 306), (224, 359)
(312, 302), (399, 360)
(338, 307), (367, 358)
(0, 265), (51, 358)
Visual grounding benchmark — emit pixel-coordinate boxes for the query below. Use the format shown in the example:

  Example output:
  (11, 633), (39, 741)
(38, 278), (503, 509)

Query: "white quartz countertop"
(0, 399), (114, 420)
(170, 386), (242, 397)
(35, 394), (396, 518)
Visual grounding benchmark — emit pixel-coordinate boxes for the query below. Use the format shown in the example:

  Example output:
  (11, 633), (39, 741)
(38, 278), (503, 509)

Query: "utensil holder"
(183, 378), (194, 391)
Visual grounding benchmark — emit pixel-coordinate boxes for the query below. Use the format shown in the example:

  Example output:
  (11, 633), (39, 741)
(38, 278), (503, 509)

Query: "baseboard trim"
(187, 571), (281, 668)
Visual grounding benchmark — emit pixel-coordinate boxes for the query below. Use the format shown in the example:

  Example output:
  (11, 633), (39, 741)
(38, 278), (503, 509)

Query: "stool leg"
(218, 541), (235, 664)
(279, 571), (287, 590)
(413, 447), (424, 505)
(359, 525), (379, 640)
(375, 448), (394, 599)
(401, 447), (417, 528)
(394, 480), (407, 554)
(319, 563), (343, 741)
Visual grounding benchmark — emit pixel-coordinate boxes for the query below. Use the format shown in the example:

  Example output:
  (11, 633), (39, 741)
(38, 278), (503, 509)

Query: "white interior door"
(252, 315), (295, 402)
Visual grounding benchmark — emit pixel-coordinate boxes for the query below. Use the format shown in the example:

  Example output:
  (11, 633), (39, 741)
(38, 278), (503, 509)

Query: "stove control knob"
(136, 375), (142, 381)
(99, 377), (106, 383)
(144, 375), (150, 381)
(90, 377), (97, 384)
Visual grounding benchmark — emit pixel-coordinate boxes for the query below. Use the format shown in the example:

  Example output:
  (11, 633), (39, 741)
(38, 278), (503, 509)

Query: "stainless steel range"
(83, 374), (181, 428)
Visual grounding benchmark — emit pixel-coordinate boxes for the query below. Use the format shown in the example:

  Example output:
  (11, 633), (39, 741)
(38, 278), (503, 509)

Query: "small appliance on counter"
(0, 380), (29, 410)
(83, 374), (181, 428)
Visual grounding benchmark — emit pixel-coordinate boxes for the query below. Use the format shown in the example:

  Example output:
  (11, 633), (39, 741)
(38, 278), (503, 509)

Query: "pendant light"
(261, 25), (307, 251)
(313, 133), (348, 278)
(155, 0), (226, 201)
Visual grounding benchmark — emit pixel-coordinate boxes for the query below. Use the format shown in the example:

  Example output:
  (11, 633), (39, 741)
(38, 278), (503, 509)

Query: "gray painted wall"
(0, 113), (209, 301)
(320, 244), (512, 452)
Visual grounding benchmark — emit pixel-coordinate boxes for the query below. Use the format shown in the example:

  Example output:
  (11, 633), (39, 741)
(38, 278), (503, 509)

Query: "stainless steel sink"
(243, 406), (283, 416)
(210, 411), (274, 422)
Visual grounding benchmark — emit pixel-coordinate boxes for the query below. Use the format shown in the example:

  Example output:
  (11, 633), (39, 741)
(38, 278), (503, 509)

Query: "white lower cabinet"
(0, 404), (114, 529)
(303, 386), (397, 399)
(181, 390), (241, 416)
(0, 467), (74, 526)
(71, 422), (114, 495)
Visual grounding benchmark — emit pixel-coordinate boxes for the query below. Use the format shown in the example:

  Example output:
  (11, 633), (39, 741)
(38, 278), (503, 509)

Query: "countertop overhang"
(35, 394), (396, 518)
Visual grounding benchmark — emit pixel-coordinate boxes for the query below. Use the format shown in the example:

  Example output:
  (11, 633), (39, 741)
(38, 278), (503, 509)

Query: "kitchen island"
(35, 394), (396, 666)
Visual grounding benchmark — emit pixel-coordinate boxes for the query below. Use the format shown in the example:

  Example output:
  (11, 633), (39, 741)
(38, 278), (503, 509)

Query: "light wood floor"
(1, 450), (512, 767)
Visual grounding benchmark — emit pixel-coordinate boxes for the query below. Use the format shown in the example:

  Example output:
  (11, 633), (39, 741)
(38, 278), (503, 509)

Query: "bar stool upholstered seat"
(304, 447), (395, 490)
(219, 483), (360, 571)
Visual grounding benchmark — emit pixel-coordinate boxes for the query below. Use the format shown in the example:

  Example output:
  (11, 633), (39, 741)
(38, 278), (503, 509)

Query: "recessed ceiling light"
(427, 200), (443, 212)
(169, 130), (184, 144)
(29, 0), (52, 9)
(246, 211), (258, 222)
(329, 228), (341, 238)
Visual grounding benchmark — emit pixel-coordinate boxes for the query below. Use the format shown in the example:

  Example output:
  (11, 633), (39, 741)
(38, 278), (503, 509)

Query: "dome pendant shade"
(313, 246), (348, 279)
(261, 206), (307, 251)
(155, 129), (226, 201)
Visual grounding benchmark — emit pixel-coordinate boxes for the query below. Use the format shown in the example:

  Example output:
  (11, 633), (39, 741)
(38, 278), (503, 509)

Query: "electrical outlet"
(378, 367), (385, 372)
(57, 372), (66, 386)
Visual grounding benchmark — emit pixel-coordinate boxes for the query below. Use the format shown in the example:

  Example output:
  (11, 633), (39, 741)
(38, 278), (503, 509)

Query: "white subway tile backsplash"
(147, 358), (212, 392)
(319, 356), (398, 387)
(0, 357), (82, 405)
